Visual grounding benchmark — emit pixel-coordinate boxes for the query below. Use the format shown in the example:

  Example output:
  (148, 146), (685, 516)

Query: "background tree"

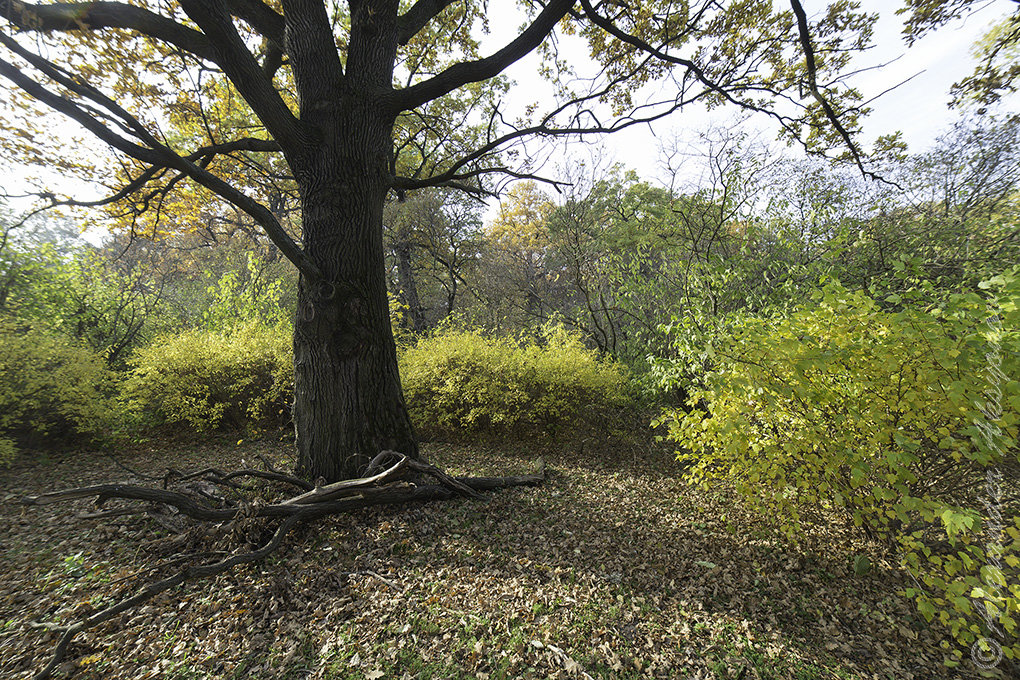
(900, 0), (1020, 108)
(383, 188), (484, 332)
(484, 180), (556, 328)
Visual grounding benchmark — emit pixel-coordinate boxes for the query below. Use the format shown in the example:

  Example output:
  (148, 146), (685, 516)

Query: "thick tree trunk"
(281, 0), (419, 482)
(291, 109), (418, 482)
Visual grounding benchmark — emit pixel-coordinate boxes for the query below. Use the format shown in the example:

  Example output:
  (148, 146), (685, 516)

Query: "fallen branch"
(165, 465), (315, 492)
(20, 452), (546, 679)
(31, 513), (306, 680)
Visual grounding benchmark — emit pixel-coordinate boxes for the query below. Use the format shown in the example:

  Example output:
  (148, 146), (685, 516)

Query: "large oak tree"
(0, 0), (915, 481)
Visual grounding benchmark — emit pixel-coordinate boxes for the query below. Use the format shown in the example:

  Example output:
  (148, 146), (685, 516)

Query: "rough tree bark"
(0, 0), (881, 484)
(287, 0), (418, 481)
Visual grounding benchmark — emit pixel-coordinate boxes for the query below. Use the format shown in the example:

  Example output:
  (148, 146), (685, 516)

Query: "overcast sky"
(2, 2), (1016, 225)
(482, 0), (1017, 198)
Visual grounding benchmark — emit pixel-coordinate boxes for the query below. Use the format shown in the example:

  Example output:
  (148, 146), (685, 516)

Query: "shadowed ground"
(0, 436), (994, 679)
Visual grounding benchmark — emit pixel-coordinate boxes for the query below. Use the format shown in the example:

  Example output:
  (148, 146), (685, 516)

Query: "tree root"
(20, 452), (546, 679)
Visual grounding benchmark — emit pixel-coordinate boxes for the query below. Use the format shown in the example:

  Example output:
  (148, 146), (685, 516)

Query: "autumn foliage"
(400, 324), (634, 440)
(0, 322), (118, 457)
(123, 323), (294, 434)
(659, 275), (1020, 664)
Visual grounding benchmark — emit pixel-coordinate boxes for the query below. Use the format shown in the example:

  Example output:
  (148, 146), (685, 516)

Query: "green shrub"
(399, 324), (633, 439)
(201, 252), (293, 332)
(0, 438), (16, 467)
(124, 323), (293, 433)
(657, 276), (1020, 664)
(0, 322), (119, 454)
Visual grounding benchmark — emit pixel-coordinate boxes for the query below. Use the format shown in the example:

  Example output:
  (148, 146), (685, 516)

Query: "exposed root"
(20, 452), (546, 679)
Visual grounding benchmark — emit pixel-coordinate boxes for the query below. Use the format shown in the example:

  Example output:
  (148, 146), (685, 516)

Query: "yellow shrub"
(399, 324), (633, 439)
(0, 438), (15, 467)
(658, 277), (1020, 664)
(0, 322), (119, 455)
(124, 323), (293, 432)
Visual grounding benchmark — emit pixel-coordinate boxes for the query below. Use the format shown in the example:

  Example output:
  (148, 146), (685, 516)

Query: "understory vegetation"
(2, 115), (1019, 674)
(661, 278), (1020, 661)
(400, 324), (635, 441)
(0, 441), (970, 680)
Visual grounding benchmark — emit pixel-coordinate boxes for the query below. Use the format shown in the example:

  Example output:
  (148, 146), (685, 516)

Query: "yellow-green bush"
(658, 276), (1020, 665)
(124, 323), (293, 432)
(0, 438), (16, 467)
(0, 323), (119, 457)
(399, 324), (633, 439)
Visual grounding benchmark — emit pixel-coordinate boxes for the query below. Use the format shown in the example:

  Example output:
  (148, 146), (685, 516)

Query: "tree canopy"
(1, 0), (1012, 481)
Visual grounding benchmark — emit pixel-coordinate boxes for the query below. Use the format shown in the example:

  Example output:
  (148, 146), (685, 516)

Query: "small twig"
(27, 621), (68, 633)
(218, 469), (314, 491)
(349, 570), (404, 593)
(32, 513), (307, 680)
(96, 450), (162, 482)
(257, 454), (283, 473)
(165, 467), (244, 492)
(363, 450), (403, 477)
(164, 467), (219, 490)
(106, 551), (231, 585)
(168, 465), (313, 493)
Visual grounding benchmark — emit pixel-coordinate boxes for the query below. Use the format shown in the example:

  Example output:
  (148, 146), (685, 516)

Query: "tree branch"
(789, 0), (875, 181)
(0, 39), (321, 281)
(281, 0), (345, 108)
(387, 0), (575, 113)
(391, 56), (721, 194)
(177, 0), (304, 154)
(397, 0), (457, 44)
(0, 1), (217, 62)
(227, 0), (285, 47)
(576, 0), (776, 122)
(15, 137), (282, 228)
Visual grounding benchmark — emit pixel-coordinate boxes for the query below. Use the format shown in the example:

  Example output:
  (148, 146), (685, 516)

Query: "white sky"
(481, 0), (1018, 204)
(1, 2), (1016, 227)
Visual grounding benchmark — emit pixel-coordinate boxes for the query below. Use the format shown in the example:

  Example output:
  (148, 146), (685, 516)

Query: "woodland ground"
(0, 434), (1006, 680)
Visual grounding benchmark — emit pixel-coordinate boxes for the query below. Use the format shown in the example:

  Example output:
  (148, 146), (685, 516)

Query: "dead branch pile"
(20, 451), (546, 679)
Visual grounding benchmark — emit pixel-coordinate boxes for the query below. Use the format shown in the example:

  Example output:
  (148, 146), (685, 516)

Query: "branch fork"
(20, 451), (545, 679)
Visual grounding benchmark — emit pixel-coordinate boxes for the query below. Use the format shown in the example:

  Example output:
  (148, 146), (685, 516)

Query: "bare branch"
(576, 0), (783, 125)
(283, 454), (410, 504)
(0, 1), (217, 62)
(789, 0), (877, 182)
(388, 0), (575, 113)
(166, 466), (315, 492)
(397, 0), (457, 44)
(31, 514), (306, 680)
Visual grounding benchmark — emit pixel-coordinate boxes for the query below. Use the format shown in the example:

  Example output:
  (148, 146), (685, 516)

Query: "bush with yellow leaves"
(400, 323), (633, 440)
(0, 322), (119, 461)
(658, 274), (1020, 666)
(123, 322), (293, 433)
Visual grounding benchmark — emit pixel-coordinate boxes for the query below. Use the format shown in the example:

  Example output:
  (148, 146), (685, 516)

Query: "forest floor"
(0, 434), (1005, 680)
